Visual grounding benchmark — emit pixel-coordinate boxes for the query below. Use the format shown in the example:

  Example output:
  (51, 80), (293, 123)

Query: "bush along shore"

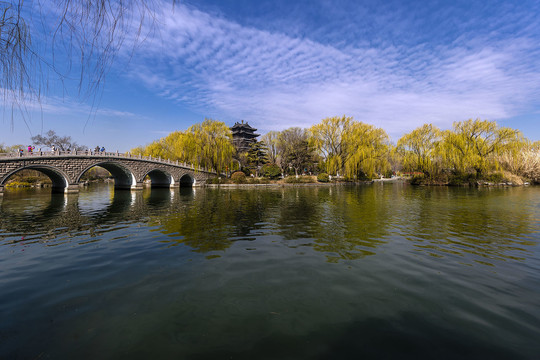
(206, 172), (376, 187)
(409, 171), (533, 187)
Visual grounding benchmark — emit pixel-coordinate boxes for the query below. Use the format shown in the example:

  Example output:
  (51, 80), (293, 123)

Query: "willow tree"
(309, 115), (354, 175)
(130, 140), (166, 158)
(440, 119), (523, 177)
(129, 119), (234, 174)
(343, 122), (390, 179)
(185, 119), (235, 175)
(396, 124), (441, 177)
(2, 1), (166, 121)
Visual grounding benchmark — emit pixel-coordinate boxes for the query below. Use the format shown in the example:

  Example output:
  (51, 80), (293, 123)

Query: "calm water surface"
(1, 183), (539, 359)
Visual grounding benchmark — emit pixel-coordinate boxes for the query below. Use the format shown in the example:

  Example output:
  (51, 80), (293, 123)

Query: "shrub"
(410, 175), (425, 185)
(240, 167), (251, 176)
(317, 173), (329, 182)
(501, 171), (523, 185)
(283, 176), (316, 184)
(246, 177), (270, 184)
(5, 181), (33, 188)
(206, 177), (222, 184)
(261, 164), (281, 179)
(484, 172), (504, 183)
(231, 171), (247, 184)
(447, 172), (476, 186)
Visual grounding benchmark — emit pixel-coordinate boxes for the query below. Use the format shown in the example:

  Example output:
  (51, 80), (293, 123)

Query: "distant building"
(230, 120), (259, 153)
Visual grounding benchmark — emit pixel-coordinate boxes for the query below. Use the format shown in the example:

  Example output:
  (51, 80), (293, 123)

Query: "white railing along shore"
(0, 151), (210, 173)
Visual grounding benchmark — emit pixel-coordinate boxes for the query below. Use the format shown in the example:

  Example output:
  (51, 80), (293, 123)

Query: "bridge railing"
(0, 151), (213, 173)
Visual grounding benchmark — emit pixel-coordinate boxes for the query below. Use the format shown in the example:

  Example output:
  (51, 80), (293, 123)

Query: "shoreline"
(205, 180), (375, 188)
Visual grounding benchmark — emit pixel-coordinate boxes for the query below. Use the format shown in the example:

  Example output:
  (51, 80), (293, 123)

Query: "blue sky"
(2, 0), (540, 151)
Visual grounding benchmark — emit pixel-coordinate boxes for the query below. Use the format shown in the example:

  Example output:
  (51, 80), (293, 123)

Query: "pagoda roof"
(232, 131), (260, 137)
(231, 121), (257, 132)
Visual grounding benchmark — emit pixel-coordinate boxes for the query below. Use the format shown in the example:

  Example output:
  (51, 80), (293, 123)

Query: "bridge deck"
(0, 151), (208, 172)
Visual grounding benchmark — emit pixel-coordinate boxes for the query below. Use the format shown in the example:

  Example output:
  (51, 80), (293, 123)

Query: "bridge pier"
(0, 185), (3, 196)
(66, 184), (80, 194)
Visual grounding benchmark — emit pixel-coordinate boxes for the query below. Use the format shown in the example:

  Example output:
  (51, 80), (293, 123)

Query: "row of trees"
(396, 120), (540, 183)
(130, 117), (539, 183)
(261, 116), (390, 179)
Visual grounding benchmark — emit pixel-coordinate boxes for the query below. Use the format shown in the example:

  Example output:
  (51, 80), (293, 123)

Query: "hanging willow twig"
(0, 0), (174, 126)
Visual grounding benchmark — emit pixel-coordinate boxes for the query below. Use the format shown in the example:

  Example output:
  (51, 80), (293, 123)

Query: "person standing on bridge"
(94, 146), (100, 154)
(100, 146), (105, 153)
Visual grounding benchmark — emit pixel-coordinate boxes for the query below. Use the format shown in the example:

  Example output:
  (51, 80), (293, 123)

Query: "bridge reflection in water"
(0, 185), (193, 246)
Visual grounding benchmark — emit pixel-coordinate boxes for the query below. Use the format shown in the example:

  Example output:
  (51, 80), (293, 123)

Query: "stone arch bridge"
(0, 151), (216, 195)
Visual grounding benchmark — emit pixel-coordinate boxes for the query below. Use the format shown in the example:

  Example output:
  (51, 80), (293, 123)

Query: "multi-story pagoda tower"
(230, 120), (259, 153)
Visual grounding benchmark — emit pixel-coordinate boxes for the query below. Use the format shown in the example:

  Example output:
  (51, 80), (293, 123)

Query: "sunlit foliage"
(396, 124), (441, 176)
(131, 119), (234, 174)
(186, 119), (235, 174)
(309, 115), (353, 176)
(439, 119), (523, 177)
(343, 122), (391, 179)
(309, 116), (389, 178)
(129, 116), (537, 183)
(0, 143), (23, 153)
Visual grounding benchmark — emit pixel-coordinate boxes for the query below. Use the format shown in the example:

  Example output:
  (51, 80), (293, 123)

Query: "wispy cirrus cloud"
(126, 1), (540, 139)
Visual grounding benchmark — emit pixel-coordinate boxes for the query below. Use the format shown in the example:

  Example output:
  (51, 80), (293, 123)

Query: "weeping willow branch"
(0, 0), (172, 125)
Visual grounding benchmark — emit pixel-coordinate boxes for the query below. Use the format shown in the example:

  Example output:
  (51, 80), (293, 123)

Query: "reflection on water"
(2, 183), (537, 265)
(1, 183), (539, 359)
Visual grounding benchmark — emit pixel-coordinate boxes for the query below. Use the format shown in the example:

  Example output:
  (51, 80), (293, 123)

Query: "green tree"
(309, 116), (389, 178)
(309, 115), (354, 176)
(396, 124), (441, 177)
(261, 163), (282, 179)
(185, 118), (235, 174)
(279, 127), (314, 176)
(130, 119), (234, 174)
(343, 122), (390, 179)
(246, 141), (269, 176)
(440, 119), (523, 177)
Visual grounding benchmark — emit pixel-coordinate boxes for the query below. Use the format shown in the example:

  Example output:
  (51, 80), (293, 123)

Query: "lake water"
(1, 183), (539, 359)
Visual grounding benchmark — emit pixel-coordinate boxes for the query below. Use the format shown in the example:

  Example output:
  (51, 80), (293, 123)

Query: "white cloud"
(125, 2), (540, 140)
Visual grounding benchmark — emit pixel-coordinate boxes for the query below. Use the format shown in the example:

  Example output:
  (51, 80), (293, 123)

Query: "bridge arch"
(143, 168), (175, 188)
(0, 153), (212, 195)
(0, 165), (71, 193)
(180, 173), (195, 187)
(78, 162), (137, 190)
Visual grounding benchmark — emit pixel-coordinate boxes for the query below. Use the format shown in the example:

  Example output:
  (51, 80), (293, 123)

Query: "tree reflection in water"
(1, 184), (538, 266)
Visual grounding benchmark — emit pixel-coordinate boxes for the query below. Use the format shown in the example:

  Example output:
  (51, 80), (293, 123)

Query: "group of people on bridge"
(15, 145), (107, 156)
